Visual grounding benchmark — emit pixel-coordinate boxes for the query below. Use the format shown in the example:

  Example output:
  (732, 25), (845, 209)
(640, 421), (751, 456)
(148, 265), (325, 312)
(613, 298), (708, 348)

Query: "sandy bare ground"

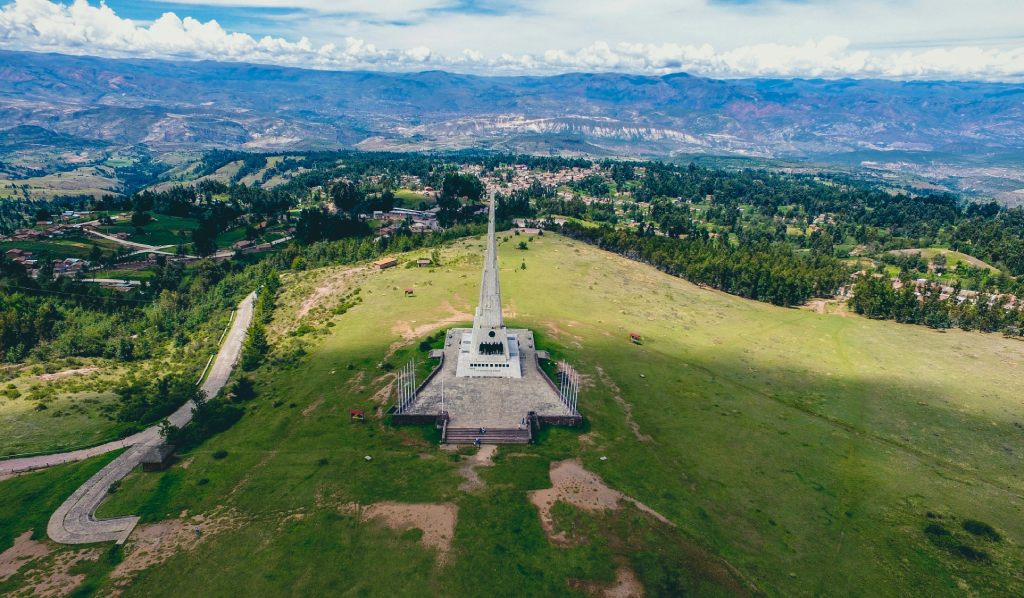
(36, 367), (99, 382)
(21, 547), (101, 597)
(361, 502), (458, 565)
(110, 511), (244, 584)
(0, 531), (50, 582)
(529, 460), (672, 545)
(457, 444), (496, 491)
(296, 267), (364, 319)
(571, 565), (645, 598)
(594, 367), (652, 442)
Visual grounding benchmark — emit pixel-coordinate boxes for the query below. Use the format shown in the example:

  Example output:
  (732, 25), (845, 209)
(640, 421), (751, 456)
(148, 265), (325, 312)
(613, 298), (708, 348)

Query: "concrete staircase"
(444, 427), (530, 444)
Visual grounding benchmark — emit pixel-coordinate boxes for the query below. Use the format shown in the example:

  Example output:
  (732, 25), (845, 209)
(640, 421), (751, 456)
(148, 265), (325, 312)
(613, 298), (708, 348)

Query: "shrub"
(212, 450), (229, 460)
(230, 377), (256, 402)
(963, 519), (1001, 542)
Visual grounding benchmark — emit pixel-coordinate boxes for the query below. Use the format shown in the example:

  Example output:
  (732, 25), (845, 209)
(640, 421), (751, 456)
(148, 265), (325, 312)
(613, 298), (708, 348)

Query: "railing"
(557, 361), (580, 415)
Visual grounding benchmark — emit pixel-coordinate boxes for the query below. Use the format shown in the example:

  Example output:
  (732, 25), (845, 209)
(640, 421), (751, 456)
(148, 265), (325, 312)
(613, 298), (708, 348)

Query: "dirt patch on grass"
(302, 397), (324, 416)
(595, 366), (652, 442)
(297, 266), (363, 319)
(24, 547), (101, 597)
(571, 564), (645, 598)
(457, 444), (496, 491)
(369, 378), (396, 404)
(529, 460), (672, 545)
(0, 531), (50, 582)
(388, 300), (471, 356)
(36, 367), (98, 382)
(111, 511), (244, 583)
(361, 502), (458, 565)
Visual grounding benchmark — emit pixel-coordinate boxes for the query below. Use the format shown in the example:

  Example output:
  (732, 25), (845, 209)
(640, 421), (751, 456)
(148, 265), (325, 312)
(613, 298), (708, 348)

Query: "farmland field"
(2, 232), (1023, 596)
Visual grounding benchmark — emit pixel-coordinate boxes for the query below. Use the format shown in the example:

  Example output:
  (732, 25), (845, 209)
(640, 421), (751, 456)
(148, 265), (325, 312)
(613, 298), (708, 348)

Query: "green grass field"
(3, 232), (1023, 596)
(2, 236), (121, 259)
(393, 188), (431, 208)
(97, 213), (199, 247)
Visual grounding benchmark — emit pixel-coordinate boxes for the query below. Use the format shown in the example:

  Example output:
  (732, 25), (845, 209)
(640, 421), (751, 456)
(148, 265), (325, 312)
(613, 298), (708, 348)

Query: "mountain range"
(1, 49), (1023, 200)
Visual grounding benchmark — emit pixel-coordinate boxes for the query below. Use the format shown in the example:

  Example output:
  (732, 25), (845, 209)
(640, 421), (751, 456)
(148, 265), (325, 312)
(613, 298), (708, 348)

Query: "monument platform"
(401, 328), (576, 430)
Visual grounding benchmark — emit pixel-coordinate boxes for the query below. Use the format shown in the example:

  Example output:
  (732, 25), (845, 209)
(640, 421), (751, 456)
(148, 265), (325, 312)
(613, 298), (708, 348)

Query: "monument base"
(455, 332), (523, 378)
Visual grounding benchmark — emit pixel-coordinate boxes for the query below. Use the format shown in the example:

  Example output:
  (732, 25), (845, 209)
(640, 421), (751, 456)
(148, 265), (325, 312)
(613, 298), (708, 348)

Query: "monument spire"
(476, 191), (504, 329)
(456, 191), (522, 378)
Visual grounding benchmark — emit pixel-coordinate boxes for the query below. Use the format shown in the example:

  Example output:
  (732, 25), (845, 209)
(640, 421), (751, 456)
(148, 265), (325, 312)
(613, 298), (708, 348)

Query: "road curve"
(40, 291), (256, 545)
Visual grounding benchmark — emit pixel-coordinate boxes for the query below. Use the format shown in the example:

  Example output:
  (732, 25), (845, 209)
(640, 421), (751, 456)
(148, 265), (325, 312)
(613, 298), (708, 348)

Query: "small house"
(416, 258), (432, 267)
(404, 288), (415, 297)
(140, 444), (175, 472)
(629, 332), (643, 345)
(374, 257), (397, 270)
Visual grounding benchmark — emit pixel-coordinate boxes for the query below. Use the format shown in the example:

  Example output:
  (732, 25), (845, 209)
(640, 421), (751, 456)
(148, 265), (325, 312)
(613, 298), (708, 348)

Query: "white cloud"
(0, 0), (1022, 80)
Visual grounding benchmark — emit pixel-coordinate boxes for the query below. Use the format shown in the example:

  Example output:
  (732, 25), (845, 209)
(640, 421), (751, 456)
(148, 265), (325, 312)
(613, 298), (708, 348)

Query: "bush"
(963, 519), (1001, 542)
(230, 377), (256, 402)
(212, 449), (229, 460)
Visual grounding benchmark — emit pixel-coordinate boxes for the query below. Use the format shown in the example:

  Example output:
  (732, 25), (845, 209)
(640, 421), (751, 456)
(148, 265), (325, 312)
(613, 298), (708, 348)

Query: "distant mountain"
(1, 49), (1023, 169)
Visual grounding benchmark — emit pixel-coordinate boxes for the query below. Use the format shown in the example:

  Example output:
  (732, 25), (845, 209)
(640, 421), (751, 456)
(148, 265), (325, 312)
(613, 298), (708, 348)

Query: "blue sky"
(0, 0), (1021, 80)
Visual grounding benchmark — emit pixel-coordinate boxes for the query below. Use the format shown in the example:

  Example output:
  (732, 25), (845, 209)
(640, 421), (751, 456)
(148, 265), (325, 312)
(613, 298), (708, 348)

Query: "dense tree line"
(849, 274), (1024, 335)
(560, 222), (848, 307)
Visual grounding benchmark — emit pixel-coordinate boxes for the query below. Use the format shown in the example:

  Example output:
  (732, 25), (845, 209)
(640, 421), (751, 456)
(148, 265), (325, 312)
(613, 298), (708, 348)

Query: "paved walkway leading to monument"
(45, 291), (256, 545)
(407, 328), (574, 429)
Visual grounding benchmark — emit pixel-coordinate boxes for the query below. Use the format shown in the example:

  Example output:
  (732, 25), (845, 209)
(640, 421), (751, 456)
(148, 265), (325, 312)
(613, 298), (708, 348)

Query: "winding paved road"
(21, 291), (257, 545)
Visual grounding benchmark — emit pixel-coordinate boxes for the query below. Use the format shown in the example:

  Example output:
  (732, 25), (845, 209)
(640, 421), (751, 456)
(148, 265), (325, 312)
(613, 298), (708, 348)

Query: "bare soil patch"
(36, 367), (98, 382)
(24, 547), (101, 598)
(0, 531), (50, 582)
(297, 266), (363, 319)
(111, 510), (244, 583)
(361, 502), (458, 565)
(570, 564), (645, 598)
(529, 460), (672, 545)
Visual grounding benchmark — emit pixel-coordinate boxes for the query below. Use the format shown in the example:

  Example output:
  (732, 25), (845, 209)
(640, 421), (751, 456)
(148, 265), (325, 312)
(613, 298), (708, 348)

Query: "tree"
(230, 376), (256, 402)
(240, 322), (268, 371)
(192, 218), (219, 257)
(131, 211), (152, 227)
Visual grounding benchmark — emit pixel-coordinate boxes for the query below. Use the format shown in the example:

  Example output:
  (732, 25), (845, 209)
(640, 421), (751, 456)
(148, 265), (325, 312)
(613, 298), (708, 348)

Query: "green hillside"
(3, 232), (1023, 596)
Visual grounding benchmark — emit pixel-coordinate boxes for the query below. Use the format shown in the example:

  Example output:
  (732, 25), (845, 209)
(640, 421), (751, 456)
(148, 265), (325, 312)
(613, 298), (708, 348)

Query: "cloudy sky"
(0, 0), (1022, 80)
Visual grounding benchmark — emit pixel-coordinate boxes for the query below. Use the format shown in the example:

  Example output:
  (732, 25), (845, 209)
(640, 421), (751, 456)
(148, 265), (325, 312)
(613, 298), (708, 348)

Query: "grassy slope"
(6, 232), (1023, 596)
(888, 248), (1000, 273)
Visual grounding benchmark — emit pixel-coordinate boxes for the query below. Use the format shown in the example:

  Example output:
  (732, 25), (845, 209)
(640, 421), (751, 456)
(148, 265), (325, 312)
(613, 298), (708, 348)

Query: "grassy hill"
(2, 232), (1023, 596)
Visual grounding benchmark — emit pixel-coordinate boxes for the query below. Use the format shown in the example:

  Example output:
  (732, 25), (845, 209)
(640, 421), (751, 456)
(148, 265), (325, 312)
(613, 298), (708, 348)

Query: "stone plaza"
(392, 192), (581, 443)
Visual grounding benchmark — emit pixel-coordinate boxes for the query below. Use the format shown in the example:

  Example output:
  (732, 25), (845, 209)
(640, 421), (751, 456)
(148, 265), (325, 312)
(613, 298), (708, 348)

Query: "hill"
(2, 50), (1024, 200)
(3, 232), (1022, 595)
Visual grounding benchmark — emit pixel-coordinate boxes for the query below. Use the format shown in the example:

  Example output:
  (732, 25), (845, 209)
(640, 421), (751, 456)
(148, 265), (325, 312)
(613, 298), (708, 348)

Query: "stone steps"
(444, 427), (530, 444)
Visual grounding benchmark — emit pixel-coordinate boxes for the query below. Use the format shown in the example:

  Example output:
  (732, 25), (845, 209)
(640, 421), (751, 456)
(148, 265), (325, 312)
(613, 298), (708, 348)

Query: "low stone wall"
(536, 415), (584, 427)
(391, 413), (442, 426)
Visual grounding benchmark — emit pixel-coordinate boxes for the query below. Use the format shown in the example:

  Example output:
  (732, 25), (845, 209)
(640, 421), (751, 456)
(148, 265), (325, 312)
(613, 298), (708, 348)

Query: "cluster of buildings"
(4, 248), (91, 279)
(476, 163), (606, 197)
(368, 207), (442, 236)
(841, 272), (1021, 311)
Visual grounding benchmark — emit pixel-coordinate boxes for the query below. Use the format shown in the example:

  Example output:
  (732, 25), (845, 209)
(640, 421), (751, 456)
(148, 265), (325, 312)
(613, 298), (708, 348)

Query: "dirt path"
(594, 367), (652, 442)
(457, 444), (496, 491)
